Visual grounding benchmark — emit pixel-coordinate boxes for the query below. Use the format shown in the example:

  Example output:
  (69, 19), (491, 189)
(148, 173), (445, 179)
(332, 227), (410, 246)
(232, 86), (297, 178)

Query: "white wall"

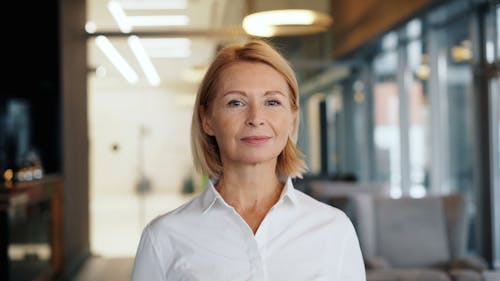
(88, 76), (198, 256)
(89, 76), (195, 196)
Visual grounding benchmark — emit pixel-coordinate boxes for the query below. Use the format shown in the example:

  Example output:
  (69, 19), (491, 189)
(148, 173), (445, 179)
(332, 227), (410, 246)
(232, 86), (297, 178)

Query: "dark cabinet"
(0, 176), (62, 281)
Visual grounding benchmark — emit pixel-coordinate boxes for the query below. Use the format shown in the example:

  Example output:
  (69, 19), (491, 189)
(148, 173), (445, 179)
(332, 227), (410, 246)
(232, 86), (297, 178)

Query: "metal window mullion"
(427, 28), (449, 195)
(398, 41), (411, 196)
(364, 65), (377, 182)
(471, 6), (494, 264)
(490, 78), (500, 269)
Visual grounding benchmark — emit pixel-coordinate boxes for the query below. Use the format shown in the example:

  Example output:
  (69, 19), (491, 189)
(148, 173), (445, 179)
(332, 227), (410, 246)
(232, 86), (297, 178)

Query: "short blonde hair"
(191, 39), (307, 179)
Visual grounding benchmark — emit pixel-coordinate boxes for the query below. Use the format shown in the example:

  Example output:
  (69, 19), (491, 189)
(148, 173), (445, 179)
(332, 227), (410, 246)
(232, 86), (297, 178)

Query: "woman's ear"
(200, 106), (215, 136)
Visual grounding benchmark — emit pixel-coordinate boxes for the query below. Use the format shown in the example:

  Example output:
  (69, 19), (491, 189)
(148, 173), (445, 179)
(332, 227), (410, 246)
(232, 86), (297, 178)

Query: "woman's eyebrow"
(223, 90), (247, 97)
(264, 91), (287, 97)
(222, 90), (287, 97)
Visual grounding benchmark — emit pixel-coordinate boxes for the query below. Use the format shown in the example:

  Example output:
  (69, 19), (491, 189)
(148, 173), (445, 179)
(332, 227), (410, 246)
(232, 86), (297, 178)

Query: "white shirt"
(131, 178), (366, 281)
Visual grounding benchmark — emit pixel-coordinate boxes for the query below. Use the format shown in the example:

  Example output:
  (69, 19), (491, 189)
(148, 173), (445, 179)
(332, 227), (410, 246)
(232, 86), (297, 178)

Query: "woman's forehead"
(216, 62), (289, 92)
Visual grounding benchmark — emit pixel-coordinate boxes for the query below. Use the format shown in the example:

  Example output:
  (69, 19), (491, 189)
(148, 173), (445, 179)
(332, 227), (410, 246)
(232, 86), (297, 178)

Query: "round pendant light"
(242, 9), (333, 37)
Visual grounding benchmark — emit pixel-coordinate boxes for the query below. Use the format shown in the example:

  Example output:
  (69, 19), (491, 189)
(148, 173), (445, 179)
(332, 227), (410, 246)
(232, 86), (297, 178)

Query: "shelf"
(0, 175), (63, 281)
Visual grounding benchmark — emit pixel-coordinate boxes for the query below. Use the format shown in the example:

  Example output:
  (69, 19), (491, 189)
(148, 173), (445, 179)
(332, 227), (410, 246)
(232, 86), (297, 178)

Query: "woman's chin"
(236, 155), (280, 166)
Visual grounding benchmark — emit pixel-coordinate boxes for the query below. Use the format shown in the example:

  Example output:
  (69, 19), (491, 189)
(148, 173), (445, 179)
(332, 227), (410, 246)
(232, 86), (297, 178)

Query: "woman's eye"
(266, 100), (281, 106)
(228, 100), (243, 107)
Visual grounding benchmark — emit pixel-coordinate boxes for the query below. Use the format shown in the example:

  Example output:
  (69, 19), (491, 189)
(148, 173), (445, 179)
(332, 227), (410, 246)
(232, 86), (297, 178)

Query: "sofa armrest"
(482, 270), (500, 281)
(365, 256), (391, 270)
(448, 269), (482, 281)
(448, 256), (487, 272)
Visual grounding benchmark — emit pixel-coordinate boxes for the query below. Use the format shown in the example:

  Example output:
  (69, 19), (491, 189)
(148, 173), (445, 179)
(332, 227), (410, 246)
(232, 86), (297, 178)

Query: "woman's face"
(202, 61), (295, 169)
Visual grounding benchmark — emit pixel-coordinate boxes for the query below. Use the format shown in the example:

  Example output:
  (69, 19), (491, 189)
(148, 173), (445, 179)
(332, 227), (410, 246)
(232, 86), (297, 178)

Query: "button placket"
(223, 205), (264, 279)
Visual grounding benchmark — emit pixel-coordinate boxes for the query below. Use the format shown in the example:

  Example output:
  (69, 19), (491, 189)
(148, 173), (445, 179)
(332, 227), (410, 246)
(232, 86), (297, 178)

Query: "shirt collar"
(201, 177), (298, 213)
(278, 177), (298, 205)
(201, 179), (222, 213)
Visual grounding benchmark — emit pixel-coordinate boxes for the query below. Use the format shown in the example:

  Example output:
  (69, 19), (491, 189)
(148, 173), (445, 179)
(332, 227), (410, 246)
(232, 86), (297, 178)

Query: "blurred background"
(86, 0), (333, 259)
(1, 0), (499, 280)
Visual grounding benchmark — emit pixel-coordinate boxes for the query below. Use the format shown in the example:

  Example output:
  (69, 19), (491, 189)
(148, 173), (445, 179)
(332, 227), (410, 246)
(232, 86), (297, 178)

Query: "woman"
(131, 40), (365, 281)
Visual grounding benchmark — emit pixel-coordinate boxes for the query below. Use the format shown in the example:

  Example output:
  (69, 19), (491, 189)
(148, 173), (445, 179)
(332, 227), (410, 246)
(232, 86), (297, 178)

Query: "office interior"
(1, 0), (499, 280)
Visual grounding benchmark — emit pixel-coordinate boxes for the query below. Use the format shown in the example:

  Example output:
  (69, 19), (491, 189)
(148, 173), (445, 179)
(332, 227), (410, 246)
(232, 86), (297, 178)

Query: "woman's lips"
(241, 136), (271, 145)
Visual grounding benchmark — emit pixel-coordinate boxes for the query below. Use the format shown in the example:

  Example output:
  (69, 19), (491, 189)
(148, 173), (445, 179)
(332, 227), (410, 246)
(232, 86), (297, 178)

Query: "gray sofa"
(350, 194), (488, 281)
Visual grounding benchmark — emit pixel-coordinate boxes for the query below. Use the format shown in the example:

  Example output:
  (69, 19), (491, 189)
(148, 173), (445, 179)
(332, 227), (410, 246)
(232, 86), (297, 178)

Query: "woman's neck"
(217, 168), (282, 208)
(215, 165), (284, 233)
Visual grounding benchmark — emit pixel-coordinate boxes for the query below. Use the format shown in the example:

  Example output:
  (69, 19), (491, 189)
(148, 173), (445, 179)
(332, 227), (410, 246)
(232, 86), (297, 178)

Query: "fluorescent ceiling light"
(120, 0), (187, 10)
(128, 36), (161, 86)
(108, 1), (132, 33)
(128, 15), (189, 26)
(95, 36), (138, 84)
(85, 21), (97, 33)
(243, 9), (332, 37)
(140, 38), (191, 58)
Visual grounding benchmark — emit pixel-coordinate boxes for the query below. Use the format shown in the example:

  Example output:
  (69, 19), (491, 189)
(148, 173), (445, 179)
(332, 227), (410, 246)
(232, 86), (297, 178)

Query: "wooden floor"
(71, 256), (134, 281)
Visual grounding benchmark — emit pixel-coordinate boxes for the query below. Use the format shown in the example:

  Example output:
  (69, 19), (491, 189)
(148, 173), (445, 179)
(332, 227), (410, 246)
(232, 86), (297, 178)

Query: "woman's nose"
(246, 104), (264, 126)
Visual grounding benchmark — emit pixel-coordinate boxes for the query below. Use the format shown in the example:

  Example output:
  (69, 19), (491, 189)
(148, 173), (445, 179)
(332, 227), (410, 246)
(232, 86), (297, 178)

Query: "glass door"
(405, 19), (431, 197)
(372, 41), (401, 196)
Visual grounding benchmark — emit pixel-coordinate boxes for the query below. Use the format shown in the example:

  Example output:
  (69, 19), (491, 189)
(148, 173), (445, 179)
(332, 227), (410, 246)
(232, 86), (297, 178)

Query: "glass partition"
(372, 50), (401, 196)
(407, 38), (431, 197)
(432, 17), (475, 196)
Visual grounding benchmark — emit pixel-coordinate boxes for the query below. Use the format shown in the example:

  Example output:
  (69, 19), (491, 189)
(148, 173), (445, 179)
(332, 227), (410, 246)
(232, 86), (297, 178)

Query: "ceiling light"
(85, 21), (97, 33)
(127, 15), (189, 26)
(120, 0), (187, 10)
(95, 36), (138, 84)
(451, 46), (472, 62)
(242, 9), (333, 37)
(128, 36), (161, 86)
(354, 92), (365, 103)
(415, 64), (430, 80)
(108, 1), (132, 33)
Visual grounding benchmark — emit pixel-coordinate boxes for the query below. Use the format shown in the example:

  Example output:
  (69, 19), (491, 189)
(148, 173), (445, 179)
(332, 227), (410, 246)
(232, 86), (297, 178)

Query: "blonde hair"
(191, 39), (307, 179)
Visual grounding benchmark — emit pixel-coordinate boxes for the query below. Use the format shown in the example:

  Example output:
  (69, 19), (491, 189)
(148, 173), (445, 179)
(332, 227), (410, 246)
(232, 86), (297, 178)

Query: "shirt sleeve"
(339, 217), (366, 281)
(130, 226), (167, 281)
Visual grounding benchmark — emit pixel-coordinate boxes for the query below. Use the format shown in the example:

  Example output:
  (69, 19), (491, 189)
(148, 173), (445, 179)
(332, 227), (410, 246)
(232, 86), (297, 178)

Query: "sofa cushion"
(481, 271), (500, 281)
(367, 269), (450, 281)
(442, 195), (468, 258)
(449, 257), (487, 272)
(448, 269), (482, 281)
(375, 197), (450, 268)
(365, 256), (391, 270)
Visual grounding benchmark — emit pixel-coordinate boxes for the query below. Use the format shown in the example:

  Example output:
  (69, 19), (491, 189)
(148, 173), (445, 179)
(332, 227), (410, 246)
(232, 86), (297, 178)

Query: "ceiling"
(86, 0), (332, 99)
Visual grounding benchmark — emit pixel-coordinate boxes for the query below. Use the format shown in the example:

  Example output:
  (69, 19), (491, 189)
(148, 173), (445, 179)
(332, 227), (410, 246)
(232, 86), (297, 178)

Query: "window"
(372, 49), (401, 196)
(407, 38), (431, 197)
